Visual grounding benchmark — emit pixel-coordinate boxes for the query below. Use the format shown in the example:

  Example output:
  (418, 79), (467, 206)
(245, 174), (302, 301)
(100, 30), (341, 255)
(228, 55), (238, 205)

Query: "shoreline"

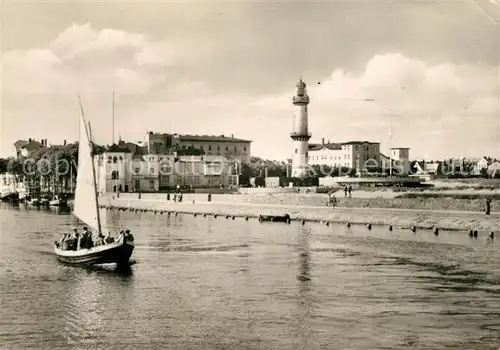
(108, 191), (497, 215)
(99, 197), (500, 233)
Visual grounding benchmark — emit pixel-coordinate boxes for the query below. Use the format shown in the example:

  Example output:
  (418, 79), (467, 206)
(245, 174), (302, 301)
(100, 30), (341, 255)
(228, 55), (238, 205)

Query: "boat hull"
(54, 238), (134, 266)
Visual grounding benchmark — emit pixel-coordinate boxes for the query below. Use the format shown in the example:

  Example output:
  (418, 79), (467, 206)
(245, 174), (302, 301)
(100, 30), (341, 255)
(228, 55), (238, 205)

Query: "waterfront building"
(144, 132), (252, 163)
(390, 148), (410, 175)
(308, 139), (382, 171)
(95, 147), (236, 193)
(471, 156), (495, 176)
(13, 138), (46, 158)
(290, 79), (311, 178)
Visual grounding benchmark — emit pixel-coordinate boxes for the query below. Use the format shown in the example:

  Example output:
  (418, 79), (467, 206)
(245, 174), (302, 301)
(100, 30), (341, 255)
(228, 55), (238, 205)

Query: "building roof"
(21, 141), (43, 151)
(106, 144), (132, 153)
(178, 134), (252, 143)
(308, 144), (323, 151)
(14, 140), (28, 151)
(308, 143), (342, 151)
(342, 141), (380, 145)
(391, 147), (410, 150)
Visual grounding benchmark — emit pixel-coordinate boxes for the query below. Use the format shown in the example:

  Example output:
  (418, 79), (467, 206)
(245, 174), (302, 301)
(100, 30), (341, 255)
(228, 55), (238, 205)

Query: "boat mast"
(112, 92), (115, 145)
(87, 121), (103, 236)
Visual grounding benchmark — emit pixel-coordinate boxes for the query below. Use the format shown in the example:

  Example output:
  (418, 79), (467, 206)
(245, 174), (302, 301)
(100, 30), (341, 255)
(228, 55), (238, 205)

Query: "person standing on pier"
(344, 186), (348, 198)
(348, 185), (352, 198)
(486, 198), (491, 215)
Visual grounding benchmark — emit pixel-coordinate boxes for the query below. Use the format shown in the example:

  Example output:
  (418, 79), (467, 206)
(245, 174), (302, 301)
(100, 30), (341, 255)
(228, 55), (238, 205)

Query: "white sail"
(73, 112), (100, 232)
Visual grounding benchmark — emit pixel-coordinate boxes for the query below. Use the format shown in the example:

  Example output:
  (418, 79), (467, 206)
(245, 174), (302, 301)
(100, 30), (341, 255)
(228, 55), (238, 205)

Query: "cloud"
(3, 23), (177, 95)
(2, 23), (499, 161)
(49, 23), (146, 60)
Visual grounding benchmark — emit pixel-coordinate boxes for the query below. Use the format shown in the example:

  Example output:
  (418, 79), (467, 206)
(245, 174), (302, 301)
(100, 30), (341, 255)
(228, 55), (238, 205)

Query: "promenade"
(100, 196), (500, 232)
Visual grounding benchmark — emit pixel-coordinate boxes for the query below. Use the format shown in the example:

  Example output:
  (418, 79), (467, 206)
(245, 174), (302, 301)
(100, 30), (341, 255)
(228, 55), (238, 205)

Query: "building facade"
(144, 132), (252, 163)
(290, 79), (311, 178)
(95, 150), (236, 193)
(308, 139), (381, 170)
(390, 148), (410, 175)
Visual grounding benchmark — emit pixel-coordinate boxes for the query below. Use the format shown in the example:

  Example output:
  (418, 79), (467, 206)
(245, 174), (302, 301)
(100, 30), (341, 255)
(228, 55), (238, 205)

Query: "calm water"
(1, 203), (500, 349)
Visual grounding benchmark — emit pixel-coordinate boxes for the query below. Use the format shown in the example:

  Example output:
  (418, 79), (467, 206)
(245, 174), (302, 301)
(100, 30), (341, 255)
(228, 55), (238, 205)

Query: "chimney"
(322, 138), (325, 145)
(29, 138), (32, 143)
(45, 139), (48, 147)
(231, 134), (234, 138)
(63, 139), (67, 146)
(41, 139), (44, 146)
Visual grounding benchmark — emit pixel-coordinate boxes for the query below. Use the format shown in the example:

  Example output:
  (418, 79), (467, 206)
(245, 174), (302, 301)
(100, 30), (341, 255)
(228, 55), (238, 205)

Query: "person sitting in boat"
(79, 227), (89, 249)
(124, 229), (134, 242)
(95, 233), (105, 246)
(104, 232), (115, 244)
(56, 233), (67, 249)
(68, 231), (79, 251)
(80, 227), (94, 250)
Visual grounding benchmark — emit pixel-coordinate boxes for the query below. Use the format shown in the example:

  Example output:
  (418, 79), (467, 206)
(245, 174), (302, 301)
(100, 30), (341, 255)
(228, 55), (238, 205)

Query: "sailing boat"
(53, 97), (134, 266)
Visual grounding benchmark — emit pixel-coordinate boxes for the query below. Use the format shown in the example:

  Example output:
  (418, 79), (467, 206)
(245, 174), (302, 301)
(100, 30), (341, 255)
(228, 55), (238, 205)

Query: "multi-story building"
(13, 138), (46, 158)
(390, 148), (410, 175)
(95, 147), (236, 193)
(144, 132), (252, 163)
(308, 139), (381, 170)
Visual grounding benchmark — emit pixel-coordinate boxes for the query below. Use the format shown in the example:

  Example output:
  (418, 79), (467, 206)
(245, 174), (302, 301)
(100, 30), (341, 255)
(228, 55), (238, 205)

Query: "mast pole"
(112, 92), (115, 145)
(87, 121), (103, 236)
(76, 94), (102, 235)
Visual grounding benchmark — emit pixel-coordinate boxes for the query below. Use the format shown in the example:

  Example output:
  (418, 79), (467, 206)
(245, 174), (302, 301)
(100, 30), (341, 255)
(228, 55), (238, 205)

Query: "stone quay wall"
(100, 196), (500, 233)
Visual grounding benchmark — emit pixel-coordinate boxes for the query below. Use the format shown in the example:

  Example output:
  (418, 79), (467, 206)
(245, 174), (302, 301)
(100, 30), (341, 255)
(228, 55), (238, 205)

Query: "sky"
(1, 0), (500, 161)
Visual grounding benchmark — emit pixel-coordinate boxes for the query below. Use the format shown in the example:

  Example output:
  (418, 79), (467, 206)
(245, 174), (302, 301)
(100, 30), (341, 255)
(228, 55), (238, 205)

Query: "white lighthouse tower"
(290, 79), (311, 178)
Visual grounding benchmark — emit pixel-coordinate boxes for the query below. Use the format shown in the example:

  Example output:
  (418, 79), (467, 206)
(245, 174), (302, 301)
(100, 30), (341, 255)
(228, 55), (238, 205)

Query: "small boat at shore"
(258, 214), (291, 223)
(49, 195), (66, 206)
(54, 97), (134, 267)
(27, 197), (40, 206)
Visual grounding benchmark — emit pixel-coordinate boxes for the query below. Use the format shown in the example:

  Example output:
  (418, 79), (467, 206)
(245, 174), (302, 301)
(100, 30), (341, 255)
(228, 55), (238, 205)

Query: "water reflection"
(295, 226), (313, 349)
(4, 202), (500, 348)
(61, 265), (135, 347)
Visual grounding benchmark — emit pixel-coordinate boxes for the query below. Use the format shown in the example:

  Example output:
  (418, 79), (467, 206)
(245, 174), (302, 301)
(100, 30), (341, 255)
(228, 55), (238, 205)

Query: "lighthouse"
(290, 79), (311, 178)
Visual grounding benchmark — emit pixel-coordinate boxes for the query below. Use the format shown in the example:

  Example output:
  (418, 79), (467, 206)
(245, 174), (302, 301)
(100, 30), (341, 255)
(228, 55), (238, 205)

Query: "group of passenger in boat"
(55, 227), (134, 251)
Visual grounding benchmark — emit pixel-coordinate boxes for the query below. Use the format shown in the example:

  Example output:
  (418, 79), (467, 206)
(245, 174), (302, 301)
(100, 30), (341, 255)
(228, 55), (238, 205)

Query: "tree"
(0, 158), (8, 174)
(6, 157), (25, 181)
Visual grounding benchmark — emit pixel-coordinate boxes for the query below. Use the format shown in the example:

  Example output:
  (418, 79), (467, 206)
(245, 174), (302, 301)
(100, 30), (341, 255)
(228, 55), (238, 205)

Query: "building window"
(295, 149), (298, 154)
(135, 167), (140, 174)
(244, 147), (246, 151)
(225, 146), (228, 151)
(113, 156), (118, 163)
(234, 147), (237, 152)
(209, 146), (212, 151)
(111, 170), (119, 180)
(160, 175), (169, 185)
(149, 180), (154, 190)
(151, 168), (155, 174)
(119, 156), (123, 161)
(135, 180), (140, 190)
(107, 157), (112, 163)
(217, 146), (220, 151)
